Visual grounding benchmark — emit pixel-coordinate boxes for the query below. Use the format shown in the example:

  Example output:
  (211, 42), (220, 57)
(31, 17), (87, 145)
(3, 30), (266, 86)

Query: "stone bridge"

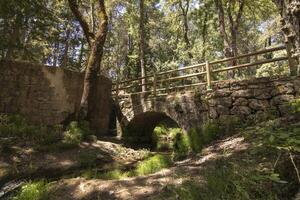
(115, 76), (300, 137)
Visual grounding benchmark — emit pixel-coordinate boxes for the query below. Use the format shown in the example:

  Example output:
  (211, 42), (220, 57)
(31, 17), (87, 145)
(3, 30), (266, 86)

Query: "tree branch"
(67, 0), (95, 46)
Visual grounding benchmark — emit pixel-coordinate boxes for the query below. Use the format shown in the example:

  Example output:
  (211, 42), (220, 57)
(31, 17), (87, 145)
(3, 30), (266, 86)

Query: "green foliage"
(166, 181), (202, 200)
(12, 180), (50, 200)
(62, 121), (94, 146)
(0, 114), (63, 144)
(135, 154), (172, 176)
(152, 124), (173, 151)
(290, 98), (300, 113)
(187, 128), (203, 153)
(172, 129), (191, 160)
(201, 121), (223, 144)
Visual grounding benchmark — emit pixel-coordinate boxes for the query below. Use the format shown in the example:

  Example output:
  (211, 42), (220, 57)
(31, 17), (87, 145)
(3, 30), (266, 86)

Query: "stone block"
(231, 106), (252, 116)
(216, 105), (230, 115)
(271, 95), (295, 106)
(233, 98), (248, 106)
(249, 99), (270, 110)
(232, 89), (254, 98)
(208, 97), (232, 107)
(271, 83), (294, 96)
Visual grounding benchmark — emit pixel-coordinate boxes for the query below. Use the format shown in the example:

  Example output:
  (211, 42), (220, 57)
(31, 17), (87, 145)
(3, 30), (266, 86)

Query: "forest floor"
(1, 115), (300, 200)
(47, 135), (249, 200)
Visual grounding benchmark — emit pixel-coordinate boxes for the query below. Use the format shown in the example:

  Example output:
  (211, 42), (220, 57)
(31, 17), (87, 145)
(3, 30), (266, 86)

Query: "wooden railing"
(112, 45), (289, 97)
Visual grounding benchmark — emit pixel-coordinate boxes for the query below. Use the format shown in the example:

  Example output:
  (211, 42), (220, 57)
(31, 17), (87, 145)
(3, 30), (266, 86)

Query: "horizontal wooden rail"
(212, 56), (288, 73)
(112, 45), (289, 96)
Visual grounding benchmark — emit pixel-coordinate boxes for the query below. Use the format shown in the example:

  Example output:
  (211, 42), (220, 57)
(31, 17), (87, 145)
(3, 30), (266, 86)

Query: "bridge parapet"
(117, 75), (300, 132)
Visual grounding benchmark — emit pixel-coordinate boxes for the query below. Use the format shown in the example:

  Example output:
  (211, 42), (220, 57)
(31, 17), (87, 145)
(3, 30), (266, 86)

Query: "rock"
(271, 95), (295, 106)
(278, 104), (294, 116)
(208, 97), (232, 107)
(231, 106), (252, 116)
(207, 88), (231, 98)
(249, 99), (269, 110)
(216, 105), (230, 115)
(253, 88), (272, 99)
(209, 107), (218, 119)
(232, 89), (254, 98)
(271, 83), (294, 96)
(233, 98), (248, 106)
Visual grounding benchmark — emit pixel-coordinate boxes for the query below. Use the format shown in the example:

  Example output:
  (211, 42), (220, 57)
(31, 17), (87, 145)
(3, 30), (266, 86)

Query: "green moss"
(12, 180), (50, 200)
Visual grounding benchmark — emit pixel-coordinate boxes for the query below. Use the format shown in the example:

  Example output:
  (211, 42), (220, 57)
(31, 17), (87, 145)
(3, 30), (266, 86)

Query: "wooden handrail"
(112, 45), (288, 94)
(212, 56), (287, 73)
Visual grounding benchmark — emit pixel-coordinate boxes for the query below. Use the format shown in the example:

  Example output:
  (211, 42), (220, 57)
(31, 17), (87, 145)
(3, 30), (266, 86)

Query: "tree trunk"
(272, 0), (300, 75)
(214, 0), (245, 79)
(179, 0), (192, 59)
(139, 0), (146, 92)
(68, 0), (108, 120)
(61, 28), (71, 68)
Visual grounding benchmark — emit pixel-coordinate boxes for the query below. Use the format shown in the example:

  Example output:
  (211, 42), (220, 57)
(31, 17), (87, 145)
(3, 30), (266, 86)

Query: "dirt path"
(49, 135), (249, 200)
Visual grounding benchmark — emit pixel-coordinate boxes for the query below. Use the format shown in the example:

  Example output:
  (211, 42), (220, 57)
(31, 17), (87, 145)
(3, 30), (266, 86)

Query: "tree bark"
(179, 0), (192, 59)
(272, 0), (300, 75)
(68, 0), (108, 120)
(139, 0), (146, 92)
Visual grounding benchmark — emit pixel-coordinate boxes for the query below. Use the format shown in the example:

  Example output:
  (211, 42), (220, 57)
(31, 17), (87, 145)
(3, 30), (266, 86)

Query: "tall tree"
(139, 0), (147, 92)
(68, 0), (108, 119)
(272, 0), (300, 75)
(214, 0), (245, 78)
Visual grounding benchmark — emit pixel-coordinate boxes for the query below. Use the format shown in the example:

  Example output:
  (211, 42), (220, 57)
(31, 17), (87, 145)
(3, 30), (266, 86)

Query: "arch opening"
(123, 111), (180, 149)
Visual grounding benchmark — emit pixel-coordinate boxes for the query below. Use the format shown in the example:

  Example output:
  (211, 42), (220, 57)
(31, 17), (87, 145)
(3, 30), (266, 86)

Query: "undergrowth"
(81, 154), (173, 180)
(152, 116), (241, 160)
(12, 180), (50, 200)
(0, 114), (95, 152)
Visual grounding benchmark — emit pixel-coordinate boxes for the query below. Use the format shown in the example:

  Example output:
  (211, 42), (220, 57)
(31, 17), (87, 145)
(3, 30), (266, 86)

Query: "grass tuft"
(12, 180), (50, 200)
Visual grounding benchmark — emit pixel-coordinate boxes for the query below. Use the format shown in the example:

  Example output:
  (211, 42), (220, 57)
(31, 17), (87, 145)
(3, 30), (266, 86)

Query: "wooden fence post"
(286, 43), (298, 76)
(153, 73), (157, 98)
(205, 61), (212, 90)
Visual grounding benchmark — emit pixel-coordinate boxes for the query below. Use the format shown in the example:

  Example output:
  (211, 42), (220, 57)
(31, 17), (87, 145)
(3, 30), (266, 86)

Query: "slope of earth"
(48, 116), (300, 200)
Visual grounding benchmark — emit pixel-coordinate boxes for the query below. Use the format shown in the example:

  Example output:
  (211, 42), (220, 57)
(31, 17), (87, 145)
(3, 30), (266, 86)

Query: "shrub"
(63, 123), (83, 145)
(201, 121), (223, 144)
(135, 154), (172, 176)
(62, 121), (94, 145)
(187, 128), (203, 153)
(152, 124), (173, 151)
(172, 129), (191, 160)
(12, 180), (50, 200)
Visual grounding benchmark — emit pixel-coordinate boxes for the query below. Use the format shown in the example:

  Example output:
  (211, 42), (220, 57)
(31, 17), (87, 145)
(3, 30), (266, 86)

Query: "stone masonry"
(0, 60), (112, 135)
(118, 75), (300, 132)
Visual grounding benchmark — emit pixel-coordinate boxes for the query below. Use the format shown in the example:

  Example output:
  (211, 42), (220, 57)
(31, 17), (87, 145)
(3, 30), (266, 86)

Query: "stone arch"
(123, 111), (180, 148)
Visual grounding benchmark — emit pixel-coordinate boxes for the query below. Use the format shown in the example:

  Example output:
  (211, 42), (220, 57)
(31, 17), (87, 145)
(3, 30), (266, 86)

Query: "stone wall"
(118, 76), (300, 131)
(0, 60), (112, 135)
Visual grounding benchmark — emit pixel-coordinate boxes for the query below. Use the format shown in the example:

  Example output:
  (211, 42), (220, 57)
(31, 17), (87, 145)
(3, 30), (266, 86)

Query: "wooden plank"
(157, 71), (206, 83)
(210, 45), (286, 66)
(212, 56), (288, 73)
